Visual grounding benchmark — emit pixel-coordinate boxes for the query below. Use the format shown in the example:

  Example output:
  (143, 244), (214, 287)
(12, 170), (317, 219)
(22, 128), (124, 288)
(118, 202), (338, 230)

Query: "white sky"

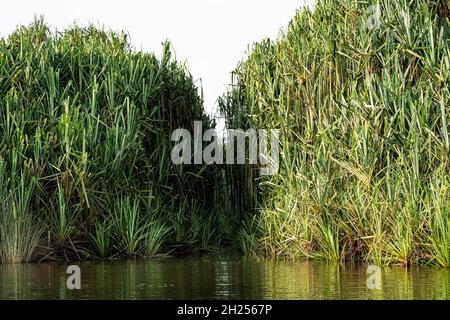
(0, 0), (314, 131)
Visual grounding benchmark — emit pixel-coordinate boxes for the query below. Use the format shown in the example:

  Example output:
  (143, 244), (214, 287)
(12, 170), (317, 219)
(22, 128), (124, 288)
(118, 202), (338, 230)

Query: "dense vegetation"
(1, 0), (449, 268)
(221, 0), (449, 266)
(0, 19), (234, 263)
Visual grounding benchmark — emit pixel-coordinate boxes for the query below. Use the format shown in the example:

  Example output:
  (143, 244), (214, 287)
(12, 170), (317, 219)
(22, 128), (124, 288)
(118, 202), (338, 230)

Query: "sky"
(0, 0), (314, 132)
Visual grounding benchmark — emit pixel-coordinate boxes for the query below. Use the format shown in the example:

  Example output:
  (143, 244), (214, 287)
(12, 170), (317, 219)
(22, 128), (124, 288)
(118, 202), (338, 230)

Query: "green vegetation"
(0, 18), (234, 263)
(1, 0), (448, 269)
(221, 0), (449, 266)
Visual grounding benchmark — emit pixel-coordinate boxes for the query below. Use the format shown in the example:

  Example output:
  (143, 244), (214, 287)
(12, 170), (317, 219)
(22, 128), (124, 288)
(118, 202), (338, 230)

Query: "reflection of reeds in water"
(1, 257), (450, 299)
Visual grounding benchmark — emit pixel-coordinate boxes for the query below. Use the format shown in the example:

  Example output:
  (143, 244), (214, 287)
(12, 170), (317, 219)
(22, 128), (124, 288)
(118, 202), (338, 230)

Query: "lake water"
(1, 253), (449, 299)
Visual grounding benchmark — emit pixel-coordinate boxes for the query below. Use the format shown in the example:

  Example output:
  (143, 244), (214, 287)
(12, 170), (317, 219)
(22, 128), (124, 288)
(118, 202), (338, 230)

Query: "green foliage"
(0, 162), (43, 263)
(0, 18), (228, 262)
(221, 0), (449, 266)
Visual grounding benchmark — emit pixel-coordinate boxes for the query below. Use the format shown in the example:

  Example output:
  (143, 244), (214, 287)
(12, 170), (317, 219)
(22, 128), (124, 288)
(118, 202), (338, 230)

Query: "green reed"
(221, 0), (449, 266)
(0, 18), (231, 263)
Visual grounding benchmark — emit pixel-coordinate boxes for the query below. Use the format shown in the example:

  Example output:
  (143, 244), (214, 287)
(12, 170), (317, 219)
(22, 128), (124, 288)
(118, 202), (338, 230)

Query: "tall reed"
(221, 0), (449, 266)
(0, 18), (230, 262)
(0, 161), (43, 263)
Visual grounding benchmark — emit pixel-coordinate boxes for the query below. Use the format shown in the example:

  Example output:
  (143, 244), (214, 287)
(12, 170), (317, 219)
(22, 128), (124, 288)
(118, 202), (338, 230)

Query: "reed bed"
(0, 18), (232, 263)
(221, 0), (449, 266)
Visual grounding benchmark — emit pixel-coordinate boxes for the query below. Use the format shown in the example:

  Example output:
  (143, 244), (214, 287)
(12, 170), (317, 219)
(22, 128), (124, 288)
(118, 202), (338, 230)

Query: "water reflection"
(0, 254), (449, 299)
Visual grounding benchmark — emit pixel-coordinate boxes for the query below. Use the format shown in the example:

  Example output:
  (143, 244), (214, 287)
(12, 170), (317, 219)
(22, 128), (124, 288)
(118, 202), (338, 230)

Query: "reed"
(221, 0), (449, 266)
(0, 163), (43, 263)
(0, 18), (231, 263)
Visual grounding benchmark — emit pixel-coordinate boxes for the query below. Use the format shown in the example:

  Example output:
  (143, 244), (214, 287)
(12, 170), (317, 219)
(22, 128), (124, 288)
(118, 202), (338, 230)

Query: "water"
(1, 253), (449, 299)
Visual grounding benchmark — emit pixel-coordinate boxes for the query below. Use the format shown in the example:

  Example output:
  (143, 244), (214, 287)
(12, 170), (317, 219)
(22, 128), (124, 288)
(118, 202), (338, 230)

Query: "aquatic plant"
(0, 18), (229, 263)
(221, 0), (449, 266)
(0, 162), (43, 263)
